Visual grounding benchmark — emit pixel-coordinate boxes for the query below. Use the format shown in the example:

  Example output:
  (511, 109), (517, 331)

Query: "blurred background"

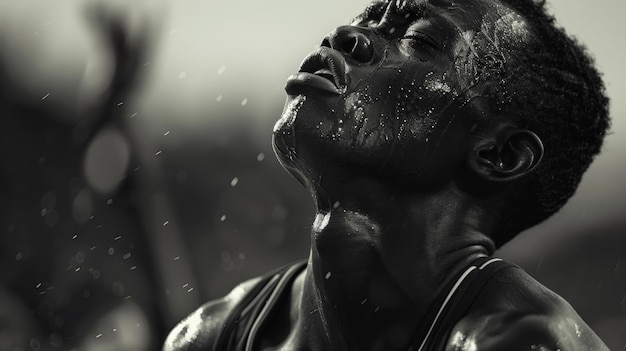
(0, 0), (624, 350)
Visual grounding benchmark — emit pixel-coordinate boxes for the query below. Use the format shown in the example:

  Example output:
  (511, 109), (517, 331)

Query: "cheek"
(278, 62), (464, 176)
(369, 71), (463, 175)
(340, 87), (391, 151)
(349, 69), (457, 150)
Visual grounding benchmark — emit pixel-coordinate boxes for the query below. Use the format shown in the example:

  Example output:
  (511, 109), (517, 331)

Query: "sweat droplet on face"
(343, 92), (362, 114)
(274, 95), (306, 133)
(424, 79), (452, 94)
(354, 107), (365, 124)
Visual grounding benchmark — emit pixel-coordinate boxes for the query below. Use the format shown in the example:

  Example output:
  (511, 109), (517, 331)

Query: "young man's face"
(273, 0), (533, 186)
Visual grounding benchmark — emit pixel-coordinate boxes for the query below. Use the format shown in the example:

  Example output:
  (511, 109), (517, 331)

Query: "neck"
(292, 176), (495, 350)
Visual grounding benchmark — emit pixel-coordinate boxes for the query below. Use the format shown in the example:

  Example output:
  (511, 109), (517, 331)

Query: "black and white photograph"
(0, 0), (624, 350)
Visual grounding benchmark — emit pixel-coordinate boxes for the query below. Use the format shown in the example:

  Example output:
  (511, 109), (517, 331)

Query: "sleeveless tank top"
(408, 256), (517, 350)
(213, 261), (307, 351)
(212, 257), (516, 351)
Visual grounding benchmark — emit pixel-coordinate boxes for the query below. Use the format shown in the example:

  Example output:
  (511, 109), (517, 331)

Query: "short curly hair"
(482, 0), (610, 247)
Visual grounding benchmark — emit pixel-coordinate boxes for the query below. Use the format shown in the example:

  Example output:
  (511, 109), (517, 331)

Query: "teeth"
(312, 68), (339, 89)
(313, 68), (333, 76)
(324, 55), (342, 88)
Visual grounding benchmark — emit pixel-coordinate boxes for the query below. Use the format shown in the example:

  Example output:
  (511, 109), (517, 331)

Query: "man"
(164, 0), (610, 349)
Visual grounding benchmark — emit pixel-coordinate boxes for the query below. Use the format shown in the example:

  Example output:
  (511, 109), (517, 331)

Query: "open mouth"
(285, 47), (347, 95)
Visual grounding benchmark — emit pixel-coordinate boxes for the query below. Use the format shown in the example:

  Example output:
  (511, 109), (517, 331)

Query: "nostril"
(321, 37), (331, 48)
(340, 37), (358, 54)
(330, 26), (374, 64)
(350, 35), (373, 63)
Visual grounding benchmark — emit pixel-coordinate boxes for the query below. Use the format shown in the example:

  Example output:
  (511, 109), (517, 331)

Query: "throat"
(304, 203), (493, 350)
(307, 209), (431, 350)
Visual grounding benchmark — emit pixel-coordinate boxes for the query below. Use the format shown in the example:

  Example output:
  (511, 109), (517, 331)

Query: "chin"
(271, 129), (320, 205)
(273, 94), (309, 157)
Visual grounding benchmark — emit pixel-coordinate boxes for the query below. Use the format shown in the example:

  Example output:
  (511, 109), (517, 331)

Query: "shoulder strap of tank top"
(245, 261), (307, 351)
(409, 256), (517, 351)
(212, 260), (307, 351)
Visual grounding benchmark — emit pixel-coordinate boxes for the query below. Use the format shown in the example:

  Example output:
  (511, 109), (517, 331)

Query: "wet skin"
(270, 1), (539, 347)
(268, 0), (608, 350)
(164, 0), (609, 350)
(273, 0), (535, 201)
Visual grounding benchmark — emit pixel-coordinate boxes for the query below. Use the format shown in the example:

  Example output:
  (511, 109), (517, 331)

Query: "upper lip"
(298, 47), (347, 91)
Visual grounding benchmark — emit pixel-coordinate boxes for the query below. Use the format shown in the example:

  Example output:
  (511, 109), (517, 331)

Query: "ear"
(468, 127), (544, 182)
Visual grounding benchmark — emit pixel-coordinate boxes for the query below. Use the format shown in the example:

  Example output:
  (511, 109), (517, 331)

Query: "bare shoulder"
(445, 266), (609, 351)
(162, 276), (263, 351)
(447, 311), (609, 351)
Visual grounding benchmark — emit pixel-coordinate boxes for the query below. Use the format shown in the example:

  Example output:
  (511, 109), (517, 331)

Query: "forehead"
(355, 0), (537, 100)
(356, 0), (531, 39)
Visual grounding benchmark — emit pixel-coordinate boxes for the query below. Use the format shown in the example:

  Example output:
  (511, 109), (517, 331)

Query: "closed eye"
(402, 32), (440, 50)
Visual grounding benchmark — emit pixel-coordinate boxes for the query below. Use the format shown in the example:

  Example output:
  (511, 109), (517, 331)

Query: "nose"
(322, 25), (373, 64)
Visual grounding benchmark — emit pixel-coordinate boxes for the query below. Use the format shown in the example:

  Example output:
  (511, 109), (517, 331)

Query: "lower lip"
(285, 73), (341, 95)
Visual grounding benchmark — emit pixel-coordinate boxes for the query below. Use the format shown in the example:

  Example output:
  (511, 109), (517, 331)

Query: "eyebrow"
(351, 0), (462, 46)
(352, 0), (437, 28)
(351, 0), (388, 24)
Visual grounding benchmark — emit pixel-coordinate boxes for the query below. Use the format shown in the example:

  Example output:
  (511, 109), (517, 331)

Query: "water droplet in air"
(220, 215), (227, 222)
(230, 177), (239, 187)
(257, 153), (265, 161)
(325, 271), (332, 279)
(241, 98), (248, 106)
(178, 72), (187, 79)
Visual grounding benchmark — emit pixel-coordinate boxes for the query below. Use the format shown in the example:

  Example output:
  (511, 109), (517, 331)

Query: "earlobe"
(469, 128), (544, 183)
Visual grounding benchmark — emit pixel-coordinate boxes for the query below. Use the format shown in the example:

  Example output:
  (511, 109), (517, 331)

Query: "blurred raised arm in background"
(0, 1), (201, 349)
